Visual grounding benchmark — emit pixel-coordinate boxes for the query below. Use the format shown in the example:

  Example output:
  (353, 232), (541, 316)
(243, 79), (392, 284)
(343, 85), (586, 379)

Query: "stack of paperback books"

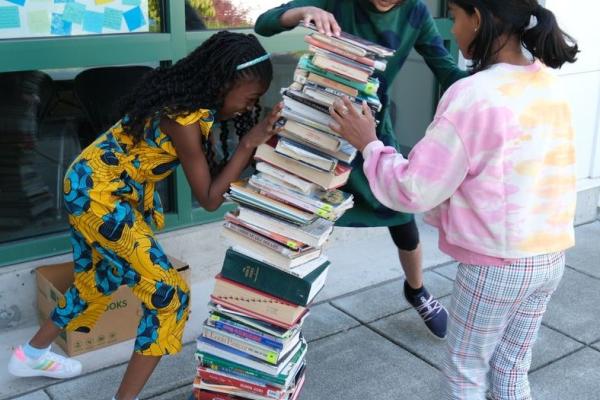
(193, 25), (394, 400)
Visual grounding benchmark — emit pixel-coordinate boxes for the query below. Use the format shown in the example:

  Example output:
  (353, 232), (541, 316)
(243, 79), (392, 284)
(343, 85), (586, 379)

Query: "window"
(0, 63), (176, 245)
(0, 0), (158, 39)
(0, 0), (456, 267)
(185, 0), (284, 31)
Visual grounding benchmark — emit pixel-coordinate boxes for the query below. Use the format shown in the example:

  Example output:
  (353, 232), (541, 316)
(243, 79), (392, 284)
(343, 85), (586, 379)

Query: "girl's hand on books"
(329, 97), (377, 152)
(282, 7), (341, 37)
(241, 102), (284, 150)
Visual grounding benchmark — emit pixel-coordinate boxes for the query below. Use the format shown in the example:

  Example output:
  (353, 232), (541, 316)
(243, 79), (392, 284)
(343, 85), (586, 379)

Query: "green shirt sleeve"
(254, 0), (330, 37)
(413, 10), (469, 91)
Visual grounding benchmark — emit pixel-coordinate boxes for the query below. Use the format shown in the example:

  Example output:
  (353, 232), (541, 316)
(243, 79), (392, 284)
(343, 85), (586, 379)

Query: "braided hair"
(119, 31), (273, 175)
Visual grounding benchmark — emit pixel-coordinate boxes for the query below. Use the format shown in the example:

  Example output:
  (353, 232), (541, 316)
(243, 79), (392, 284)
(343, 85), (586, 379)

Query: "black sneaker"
(403, 280), (448, 339)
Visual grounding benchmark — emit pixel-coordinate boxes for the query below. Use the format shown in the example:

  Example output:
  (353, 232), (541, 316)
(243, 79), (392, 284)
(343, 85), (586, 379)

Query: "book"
(278, 129), (357, 165)
(221, 224), (322, 270)
(193, 361), (305, 399)
(207, 311), (296, 350)
(301, 81), (382, 113)
(208, 302), (302, 340)
(223, 220), (316, 258)
(196, 367), (288, 399)
(196, 344), (307, 389)
(282, 119), (342, 152)
(236, 206), (334, 248)
(229, 180), (316, 225)
(295, 68), (359, 97)
(255, 139), (352, 190)
(275, 137), (338, 173)
(255, 161), (318, 195)
(202, 324), (300, 365)
(281, 102), (335, 135)
(249, 174), (353, 221)
(305, 22), (395, 58)
(196, 335), (305, 376)
(298, 54), (380, 96)
(283, 88), (330, 116)
(225, 211), (308, 251)
(221, 247), (330, 306)
(311, 51), (372, 83)
(305, 34), (387, 71)
(232, 247), (330, 280)
(211, 275), (309, 329)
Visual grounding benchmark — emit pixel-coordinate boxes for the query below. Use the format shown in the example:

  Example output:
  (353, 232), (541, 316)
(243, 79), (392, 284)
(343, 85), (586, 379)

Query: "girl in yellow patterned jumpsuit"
(8, 32), (283, 400)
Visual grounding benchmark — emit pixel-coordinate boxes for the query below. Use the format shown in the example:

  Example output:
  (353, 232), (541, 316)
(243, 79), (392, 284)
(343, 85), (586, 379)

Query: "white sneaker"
(8, 345), (82, 379)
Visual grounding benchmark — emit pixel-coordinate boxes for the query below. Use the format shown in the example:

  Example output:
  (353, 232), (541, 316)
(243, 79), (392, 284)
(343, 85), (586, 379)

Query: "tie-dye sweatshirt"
(362, 60), (576, 265)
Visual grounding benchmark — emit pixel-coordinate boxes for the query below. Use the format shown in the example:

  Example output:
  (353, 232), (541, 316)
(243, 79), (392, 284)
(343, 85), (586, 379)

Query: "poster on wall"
(0, 0), (149, 39)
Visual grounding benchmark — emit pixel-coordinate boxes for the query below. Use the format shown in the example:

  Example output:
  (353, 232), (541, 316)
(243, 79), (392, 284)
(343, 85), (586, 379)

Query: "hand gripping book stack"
(193, 25), (394, 400)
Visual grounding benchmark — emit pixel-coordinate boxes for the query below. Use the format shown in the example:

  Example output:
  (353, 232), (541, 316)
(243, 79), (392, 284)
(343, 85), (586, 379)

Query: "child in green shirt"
(256, 0), (467, 338)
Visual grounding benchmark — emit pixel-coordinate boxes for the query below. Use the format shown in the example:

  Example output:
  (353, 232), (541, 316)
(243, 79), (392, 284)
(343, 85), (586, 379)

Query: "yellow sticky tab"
(265, 352), (278, 364)
(316, 209), (334, 220)
(286, 241), (299, 250)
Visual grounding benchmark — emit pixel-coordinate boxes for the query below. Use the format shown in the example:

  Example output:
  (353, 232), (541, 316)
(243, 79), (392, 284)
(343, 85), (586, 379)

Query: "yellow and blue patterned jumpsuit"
(52, 109), (214, 356)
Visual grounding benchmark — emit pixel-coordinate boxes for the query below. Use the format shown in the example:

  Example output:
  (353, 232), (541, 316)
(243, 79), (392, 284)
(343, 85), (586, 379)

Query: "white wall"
(545, 0), (600, 181)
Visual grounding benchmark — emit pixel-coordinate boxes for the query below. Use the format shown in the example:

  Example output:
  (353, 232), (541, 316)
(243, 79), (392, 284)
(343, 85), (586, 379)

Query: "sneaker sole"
(8, 358), (82, 379)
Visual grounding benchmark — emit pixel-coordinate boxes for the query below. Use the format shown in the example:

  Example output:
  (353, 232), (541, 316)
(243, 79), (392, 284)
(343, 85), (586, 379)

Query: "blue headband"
(236, 53), (271, 71)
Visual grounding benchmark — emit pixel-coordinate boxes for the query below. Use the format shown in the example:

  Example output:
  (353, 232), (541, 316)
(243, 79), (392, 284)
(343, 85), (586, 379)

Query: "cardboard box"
(36, 256), (191, 356)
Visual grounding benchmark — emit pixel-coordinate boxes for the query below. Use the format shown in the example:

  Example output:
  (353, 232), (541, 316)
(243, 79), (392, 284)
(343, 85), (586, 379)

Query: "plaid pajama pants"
(443, 252), (565, 400)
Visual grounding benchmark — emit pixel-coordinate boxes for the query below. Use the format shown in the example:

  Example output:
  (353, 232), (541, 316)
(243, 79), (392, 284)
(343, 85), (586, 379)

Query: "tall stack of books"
(192, 25), (394, 400)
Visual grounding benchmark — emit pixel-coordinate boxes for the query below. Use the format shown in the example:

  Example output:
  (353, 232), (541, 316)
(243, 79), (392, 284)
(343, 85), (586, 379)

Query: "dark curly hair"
(119, 31), (272, 175)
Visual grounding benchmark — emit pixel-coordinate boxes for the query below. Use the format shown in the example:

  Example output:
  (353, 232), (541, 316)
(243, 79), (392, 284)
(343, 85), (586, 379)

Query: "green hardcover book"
(221, 248), (330, 306)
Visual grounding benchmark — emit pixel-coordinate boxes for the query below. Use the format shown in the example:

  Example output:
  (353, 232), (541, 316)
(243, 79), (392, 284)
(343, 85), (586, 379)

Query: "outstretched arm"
(164, 104), (283, 211)
(330, 97), (469, 213)
(254, 0), (340, 37)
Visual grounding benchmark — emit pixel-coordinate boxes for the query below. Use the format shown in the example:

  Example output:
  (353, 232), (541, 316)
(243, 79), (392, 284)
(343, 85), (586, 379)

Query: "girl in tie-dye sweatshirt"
(331, 1), (578, 398)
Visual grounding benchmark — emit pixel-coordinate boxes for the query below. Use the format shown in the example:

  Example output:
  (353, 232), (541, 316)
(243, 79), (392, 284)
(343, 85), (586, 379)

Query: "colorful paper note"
(27, 9), (50, 34)
(62, 2), (85, 24)
(103, 7), (122, 30)
(123, 5), (144, 31)
(82, 10), (103, 33)
(0, 6), (20, 29)
(51, 12), (72, 35)
(6, 0), (26, 7)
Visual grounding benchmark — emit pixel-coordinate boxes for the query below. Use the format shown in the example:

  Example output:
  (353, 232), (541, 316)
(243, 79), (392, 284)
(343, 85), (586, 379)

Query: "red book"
(196, 369), (286, 399)
(193, 389), (243, 400)
(304, 35), (387, 71)
(211, 275), (308, 330)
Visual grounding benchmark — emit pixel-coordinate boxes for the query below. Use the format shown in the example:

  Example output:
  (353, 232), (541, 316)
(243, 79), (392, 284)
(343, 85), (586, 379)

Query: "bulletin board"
(0, 0), (149, 39)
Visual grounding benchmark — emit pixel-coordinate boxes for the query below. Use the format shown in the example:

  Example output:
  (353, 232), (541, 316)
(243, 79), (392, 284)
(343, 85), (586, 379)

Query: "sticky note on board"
(51, 12), (72, 35)
(123, 5), (145, 31)
(103, 7), (121, 30)
(27, 10), (51, 34)
(122, 0), (141, 6)
(82, 10), (103, 33)
(0, 6), (20, 29)
(95, 0), (114, 4)
(6, 0), (26, 6)
(62, 2), (85, 24)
